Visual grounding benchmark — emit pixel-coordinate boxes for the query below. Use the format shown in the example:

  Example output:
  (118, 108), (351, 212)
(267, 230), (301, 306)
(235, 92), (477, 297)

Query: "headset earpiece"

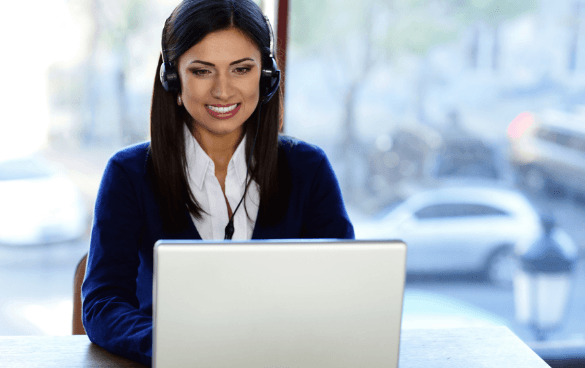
(160, 20), (180, 93)
(260, 57), (280, 104)
(160, 59), (180, 92)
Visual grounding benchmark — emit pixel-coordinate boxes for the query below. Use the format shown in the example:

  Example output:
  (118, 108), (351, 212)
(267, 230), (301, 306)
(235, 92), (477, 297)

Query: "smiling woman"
(81, 0), (353, 366)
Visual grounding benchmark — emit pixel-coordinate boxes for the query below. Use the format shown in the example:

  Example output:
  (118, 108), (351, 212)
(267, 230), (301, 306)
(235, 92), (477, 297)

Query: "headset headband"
(264, 15), (275, 59)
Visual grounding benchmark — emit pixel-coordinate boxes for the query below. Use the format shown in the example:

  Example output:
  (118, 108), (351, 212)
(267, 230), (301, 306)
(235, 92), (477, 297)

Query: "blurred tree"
(291, 0), (377, 200)
(447, 0), (538, 70)
(289, 0), (539, 206)
(568, 1), (582, 72)
(289, 0), (459, 202)
(72, 0), (151, 146)
(290, 0), (332, 53)
(93, 0), (149, 145)
(380, 1), (458, 56)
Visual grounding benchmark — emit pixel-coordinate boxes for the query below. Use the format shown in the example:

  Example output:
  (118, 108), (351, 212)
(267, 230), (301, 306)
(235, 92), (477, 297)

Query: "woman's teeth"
(207, 104), (238, 113)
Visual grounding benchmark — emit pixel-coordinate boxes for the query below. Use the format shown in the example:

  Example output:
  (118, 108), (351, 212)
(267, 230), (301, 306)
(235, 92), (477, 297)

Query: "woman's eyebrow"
(189, 57), (256, 66)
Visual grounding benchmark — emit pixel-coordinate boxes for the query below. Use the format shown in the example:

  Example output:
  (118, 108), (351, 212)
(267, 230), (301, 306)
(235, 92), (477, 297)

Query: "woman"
(82, 0), (354, 366)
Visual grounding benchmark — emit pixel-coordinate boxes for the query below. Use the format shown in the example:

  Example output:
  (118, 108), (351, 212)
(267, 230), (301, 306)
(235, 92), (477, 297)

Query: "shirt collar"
(184, 125), (210, 190)
(184, 124), (248, 190)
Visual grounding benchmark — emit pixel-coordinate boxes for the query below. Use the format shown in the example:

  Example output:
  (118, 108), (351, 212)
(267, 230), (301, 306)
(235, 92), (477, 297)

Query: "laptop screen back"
(153, 240), (406, 368)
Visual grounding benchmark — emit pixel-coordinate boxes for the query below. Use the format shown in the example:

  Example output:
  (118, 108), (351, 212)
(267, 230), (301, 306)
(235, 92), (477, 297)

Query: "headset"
(160, 16), (281, 105)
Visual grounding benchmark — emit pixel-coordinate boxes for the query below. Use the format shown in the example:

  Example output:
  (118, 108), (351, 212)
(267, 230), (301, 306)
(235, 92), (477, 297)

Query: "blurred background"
(1, 0), (584, 365)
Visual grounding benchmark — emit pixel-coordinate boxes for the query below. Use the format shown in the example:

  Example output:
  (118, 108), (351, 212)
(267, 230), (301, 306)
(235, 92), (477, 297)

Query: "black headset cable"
(224, 102), (263, 240)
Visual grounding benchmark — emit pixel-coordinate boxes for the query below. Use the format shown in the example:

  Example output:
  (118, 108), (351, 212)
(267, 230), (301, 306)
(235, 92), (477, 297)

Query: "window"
(0, 1), (583, 364)
(289, 0), (585, 356)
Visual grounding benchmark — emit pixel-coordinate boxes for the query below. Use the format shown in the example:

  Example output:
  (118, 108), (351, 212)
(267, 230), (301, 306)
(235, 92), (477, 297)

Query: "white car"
(353, 187), (542, 286)
(0, 156), (88, 245)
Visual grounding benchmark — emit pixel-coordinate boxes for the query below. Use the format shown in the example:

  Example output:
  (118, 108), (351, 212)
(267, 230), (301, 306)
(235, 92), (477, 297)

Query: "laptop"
(153, 239), (407, 368)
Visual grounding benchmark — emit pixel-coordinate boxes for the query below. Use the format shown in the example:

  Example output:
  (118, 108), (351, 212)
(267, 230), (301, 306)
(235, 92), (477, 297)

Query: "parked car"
(0, 155), (88, 245)
(508, 110), (585, 197)
(353, 187), (542, 287)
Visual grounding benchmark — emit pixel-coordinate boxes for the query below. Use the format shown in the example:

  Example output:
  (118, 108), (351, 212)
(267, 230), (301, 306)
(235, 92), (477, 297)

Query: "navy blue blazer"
(81, 136), (354, 366)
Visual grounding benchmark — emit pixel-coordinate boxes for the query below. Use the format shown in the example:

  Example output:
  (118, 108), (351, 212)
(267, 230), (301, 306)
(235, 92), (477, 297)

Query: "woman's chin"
(193, 122), (245, 141)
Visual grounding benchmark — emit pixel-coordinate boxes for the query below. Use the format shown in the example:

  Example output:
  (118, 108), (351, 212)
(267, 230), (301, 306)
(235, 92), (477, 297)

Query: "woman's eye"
(234, 67), (251, 75)
(192, 69), (210, 76)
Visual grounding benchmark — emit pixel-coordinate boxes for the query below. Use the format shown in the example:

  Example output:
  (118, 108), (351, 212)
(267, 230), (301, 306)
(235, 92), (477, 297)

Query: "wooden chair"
(73, 253), (88, 335)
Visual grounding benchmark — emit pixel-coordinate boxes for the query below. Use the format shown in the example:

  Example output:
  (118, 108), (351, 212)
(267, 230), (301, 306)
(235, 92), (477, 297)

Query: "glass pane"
(288, 0), (585, 356)
(0, 0), (278, 338)
(0, 0), (183, 336)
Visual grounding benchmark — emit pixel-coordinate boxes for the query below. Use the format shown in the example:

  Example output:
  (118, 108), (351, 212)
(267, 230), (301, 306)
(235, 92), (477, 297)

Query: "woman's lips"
(206, 103), (241, 119)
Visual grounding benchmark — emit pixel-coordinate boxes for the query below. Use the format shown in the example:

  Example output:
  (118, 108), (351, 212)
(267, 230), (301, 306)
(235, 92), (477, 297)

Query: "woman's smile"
(206, 103), (242, 119)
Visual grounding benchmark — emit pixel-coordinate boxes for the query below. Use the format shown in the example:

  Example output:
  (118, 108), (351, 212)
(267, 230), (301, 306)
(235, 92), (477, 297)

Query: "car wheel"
(485, 246), (516, 288)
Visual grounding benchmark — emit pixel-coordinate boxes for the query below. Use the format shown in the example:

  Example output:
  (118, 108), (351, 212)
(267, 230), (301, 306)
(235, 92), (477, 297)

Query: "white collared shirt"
(184, 125), (259, 240)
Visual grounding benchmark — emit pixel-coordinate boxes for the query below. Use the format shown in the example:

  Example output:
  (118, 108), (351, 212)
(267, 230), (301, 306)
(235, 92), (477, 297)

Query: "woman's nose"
(211, 74), (235, 100)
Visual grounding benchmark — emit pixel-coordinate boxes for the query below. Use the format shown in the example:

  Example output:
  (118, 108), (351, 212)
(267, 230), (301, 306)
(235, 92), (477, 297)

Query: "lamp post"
(514, 216), (579, 341)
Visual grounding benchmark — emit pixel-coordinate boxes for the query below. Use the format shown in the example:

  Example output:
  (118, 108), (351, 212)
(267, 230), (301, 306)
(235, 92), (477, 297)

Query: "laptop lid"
(153, 239), (406, 368)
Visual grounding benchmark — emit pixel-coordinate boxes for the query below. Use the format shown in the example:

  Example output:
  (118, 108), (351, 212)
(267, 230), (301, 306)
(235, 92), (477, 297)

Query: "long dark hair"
(149, 0), (286, 233)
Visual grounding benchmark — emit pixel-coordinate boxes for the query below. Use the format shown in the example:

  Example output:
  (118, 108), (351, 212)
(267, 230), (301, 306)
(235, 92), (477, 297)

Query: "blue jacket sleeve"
(81, 156), (153, 367)
(303, 149), (355, 239)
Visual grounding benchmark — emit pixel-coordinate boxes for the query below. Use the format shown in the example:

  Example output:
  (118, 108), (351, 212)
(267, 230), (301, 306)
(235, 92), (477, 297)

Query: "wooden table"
(0, 335), (148, 368)
(0, 326), (548, 367)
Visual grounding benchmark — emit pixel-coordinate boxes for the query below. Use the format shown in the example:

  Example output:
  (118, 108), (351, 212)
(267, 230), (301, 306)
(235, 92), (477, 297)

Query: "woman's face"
(177, 28), (262, 141)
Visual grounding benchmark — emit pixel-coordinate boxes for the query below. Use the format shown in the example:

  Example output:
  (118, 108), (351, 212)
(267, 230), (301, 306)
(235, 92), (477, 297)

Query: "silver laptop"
(153, 239), (406, 368)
